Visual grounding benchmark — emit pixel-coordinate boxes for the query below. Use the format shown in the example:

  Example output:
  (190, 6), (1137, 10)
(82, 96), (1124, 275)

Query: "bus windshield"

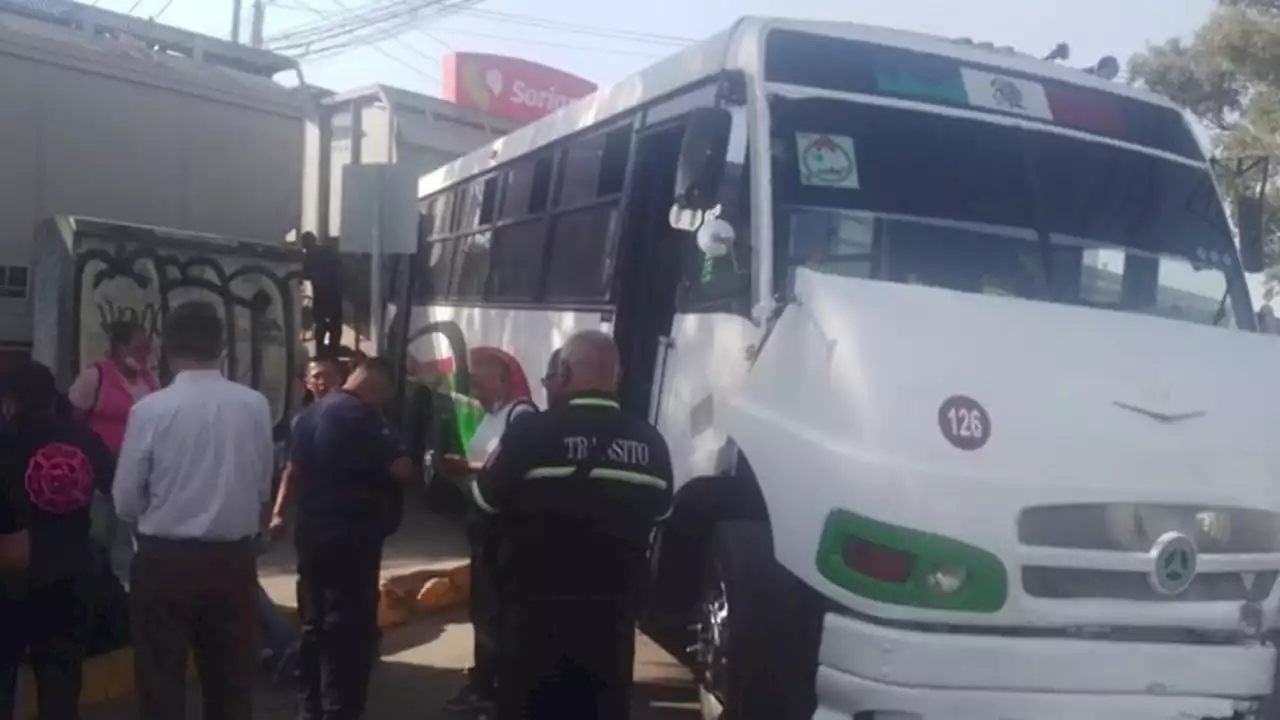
(770, 97), (1248, 329)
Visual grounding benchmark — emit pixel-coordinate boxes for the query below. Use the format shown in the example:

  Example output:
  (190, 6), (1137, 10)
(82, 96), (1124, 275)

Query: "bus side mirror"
(674, 108), (732, 213)
(1236, 194), (1266, 273)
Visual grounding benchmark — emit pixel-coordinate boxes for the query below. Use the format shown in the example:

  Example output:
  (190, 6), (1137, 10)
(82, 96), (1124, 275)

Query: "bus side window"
(555, 126), (630, 209)
(544, 206), (620, 303)
(542, 124), (632, 304)
(490, 153), (556, 303)
(412, 193), (459, 302)
(452, 233), (491, 301)
(414, 238), (457, 302)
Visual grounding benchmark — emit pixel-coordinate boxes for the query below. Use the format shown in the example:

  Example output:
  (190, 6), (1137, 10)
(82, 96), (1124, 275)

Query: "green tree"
(1129, 0), (1280, 293)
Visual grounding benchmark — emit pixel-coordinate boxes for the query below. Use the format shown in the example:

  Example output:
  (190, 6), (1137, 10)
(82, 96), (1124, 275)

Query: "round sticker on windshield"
(938, 395), (991, 451)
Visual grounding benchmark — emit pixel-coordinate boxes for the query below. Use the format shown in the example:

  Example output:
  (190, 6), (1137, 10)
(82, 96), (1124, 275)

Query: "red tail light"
(842, 536), (915, 583)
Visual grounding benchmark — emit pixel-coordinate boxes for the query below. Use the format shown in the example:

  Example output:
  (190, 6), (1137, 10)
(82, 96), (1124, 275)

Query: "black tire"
(699, 521), (822, 720)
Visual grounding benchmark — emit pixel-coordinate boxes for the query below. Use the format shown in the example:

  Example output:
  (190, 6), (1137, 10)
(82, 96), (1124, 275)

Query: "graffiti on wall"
(74, 237), (305, 429)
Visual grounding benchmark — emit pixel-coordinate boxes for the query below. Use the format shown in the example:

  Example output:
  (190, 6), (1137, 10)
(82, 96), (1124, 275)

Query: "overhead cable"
(455, 8), (694, 46)
(267, 0), (471, 51)
(288, 0), (443, 84)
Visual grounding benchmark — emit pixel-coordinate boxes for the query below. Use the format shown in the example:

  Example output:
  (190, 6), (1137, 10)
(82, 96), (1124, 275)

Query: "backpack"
(85, 361), (107, 419)
(505, 398), (538, 426)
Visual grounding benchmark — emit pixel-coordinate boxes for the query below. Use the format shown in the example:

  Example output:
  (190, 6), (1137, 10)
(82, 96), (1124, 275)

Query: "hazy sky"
(102, 0), (1215, 96)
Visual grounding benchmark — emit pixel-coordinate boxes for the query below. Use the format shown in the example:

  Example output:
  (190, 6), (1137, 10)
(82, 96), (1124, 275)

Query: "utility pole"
(250, 0), (265, 49)
(231, 0), (242, 43)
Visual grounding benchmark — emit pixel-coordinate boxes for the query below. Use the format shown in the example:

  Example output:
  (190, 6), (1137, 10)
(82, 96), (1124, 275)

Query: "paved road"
(82, 503), (699, 719)
(82, 611), (698, 720)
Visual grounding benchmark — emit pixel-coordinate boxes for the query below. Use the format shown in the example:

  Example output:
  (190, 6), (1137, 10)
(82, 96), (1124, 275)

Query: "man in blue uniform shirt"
(289, 357), (412, 720)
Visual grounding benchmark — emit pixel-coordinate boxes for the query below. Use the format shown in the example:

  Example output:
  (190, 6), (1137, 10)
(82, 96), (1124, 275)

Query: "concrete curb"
(16, 563), (472, 717)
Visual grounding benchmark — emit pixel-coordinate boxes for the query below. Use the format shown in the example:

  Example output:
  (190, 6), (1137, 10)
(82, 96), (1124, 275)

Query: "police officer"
(472, 331), (674, 720)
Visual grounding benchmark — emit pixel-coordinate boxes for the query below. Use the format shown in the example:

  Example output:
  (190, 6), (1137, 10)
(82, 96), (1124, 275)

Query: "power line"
(151, 0), (177, 20)
(266, 0), (392, 44)
(268, 0), (469, 50)
(436, 28), (664, 58)
(124, 0), (145, 13)
(455, 8), (693, 47)
(273, 0), (671, 83)
(289, 0), (442, 85)
(286, 11), (443, 58)
(287, 12), (424, 55)
(418, 26), (452, 51)
(269, 0), (683, 62)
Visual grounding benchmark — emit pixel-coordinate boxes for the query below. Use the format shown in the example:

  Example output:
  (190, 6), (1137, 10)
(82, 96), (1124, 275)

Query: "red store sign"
(443, 52), (597, 123)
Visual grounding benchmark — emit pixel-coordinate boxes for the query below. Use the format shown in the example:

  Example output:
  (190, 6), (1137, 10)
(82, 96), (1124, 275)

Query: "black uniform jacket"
(473, 391), (674, 602)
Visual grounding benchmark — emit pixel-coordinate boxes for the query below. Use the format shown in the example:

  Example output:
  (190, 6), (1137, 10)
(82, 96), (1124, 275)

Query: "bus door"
(394, 320), (476, 510)
(612, 124), (687, 418)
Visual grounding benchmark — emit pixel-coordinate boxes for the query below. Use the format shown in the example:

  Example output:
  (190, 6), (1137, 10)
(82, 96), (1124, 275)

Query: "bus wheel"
(697, 522), (818, 720)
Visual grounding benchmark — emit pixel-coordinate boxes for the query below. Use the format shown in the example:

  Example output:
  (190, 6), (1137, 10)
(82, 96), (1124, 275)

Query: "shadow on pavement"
(366, 663), (697, 719)
(631, 680), (700, 719)
(78, 656), (696, 720)
(363, 660), (470, 719)
(379, 607), (465, 656)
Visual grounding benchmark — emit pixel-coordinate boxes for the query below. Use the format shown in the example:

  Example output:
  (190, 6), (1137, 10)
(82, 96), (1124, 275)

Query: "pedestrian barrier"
(14, 563), (472, 717)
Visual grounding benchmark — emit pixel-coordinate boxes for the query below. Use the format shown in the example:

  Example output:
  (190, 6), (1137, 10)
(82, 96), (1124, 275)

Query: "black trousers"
(313, 303), (343, 355)
(296, 538), (383, 720)
(468, 520), (501, 694)
(497, 599), (635, 720)
(0, 577), (91, 720)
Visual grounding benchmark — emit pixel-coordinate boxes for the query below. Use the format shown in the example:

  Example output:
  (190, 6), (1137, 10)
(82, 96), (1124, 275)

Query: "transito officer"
(473, 330), (674, 720)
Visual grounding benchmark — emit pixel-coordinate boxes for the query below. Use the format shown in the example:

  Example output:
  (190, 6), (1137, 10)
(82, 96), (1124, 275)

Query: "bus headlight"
(925, 565), (968, 594)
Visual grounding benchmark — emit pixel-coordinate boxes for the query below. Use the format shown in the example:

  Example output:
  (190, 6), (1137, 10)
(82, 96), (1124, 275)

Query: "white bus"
(387, 16), (1280, 720)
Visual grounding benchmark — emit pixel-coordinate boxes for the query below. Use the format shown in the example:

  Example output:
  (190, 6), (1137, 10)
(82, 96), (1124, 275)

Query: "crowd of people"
(0, 298), (676, 720)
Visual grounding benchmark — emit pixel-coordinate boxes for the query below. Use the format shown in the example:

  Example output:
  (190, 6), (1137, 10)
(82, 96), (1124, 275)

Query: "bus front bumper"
(813, 611), (1274, 720)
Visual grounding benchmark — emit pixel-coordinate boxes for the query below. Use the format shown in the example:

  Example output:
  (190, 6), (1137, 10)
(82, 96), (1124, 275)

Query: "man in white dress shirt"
(112, 301), (274, 720)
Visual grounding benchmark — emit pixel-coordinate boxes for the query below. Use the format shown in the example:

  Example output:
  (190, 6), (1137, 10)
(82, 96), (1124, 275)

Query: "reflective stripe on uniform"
(586, 467), (668, 491)
(470, 480), (499, 514)
(568, 398), (621, 409)
(520, 465), (667, 491)
(525, 466), (576, 479)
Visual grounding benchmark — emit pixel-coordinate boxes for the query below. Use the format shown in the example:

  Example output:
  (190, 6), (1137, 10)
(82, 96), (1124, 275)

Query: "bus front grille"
(1021, 567), (1277, 602)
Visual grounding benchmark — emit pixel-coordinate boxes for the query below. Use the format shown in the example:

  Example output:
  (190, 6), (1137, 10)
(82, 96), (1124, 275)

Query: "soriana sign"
(443, 52), (597, 123)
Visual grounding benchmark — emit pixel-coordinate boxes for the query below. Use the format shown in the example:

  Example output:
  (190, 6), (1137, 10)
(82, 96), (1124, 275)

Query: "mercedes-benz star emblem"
(1148, 531), (1198, 597)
